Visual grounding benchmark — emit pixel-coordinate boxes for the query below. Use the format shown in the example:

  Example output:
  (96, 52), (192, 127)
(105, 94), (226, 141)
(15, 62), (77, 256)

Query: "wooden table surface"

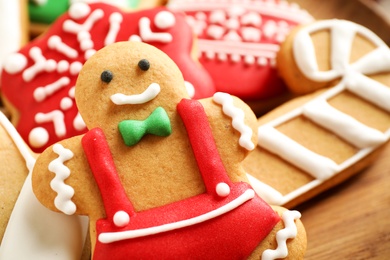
(289, 0), (390, 259)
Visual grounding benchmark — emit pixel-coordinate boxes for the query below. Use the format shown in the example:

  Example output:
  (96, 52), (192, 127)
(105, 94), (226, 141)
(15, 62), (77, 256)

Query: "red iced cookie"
(168, 0), (313, 100)
(1, 2), (215, 153)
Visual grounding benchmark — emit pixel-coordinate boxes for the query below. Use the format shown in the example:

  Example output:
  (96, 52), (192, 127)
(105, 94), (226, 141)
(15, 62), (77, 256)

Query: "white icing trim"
(48, 35), (79, 59)
(0, 112), (35, 170)
(110, 83), (161, 105)
(35, 110), (66, 138)
(63, 8), (104, 34)
(168, 0), (313, 25)
(262, 210), (301, 260)
(139, 17), (173, 43)
(213, 92), (255, 151)
(246, 173), (284, 206)
(303, 99), (387, 148)
(99, 189), (255, 243)
(105, 12), (123, 46)
(49, 144), (77, 215)
(33, 77), (71, 102)
(198, 39), (278, 62)
(23, 47), (57, 82)
(258, 125), (339, 180)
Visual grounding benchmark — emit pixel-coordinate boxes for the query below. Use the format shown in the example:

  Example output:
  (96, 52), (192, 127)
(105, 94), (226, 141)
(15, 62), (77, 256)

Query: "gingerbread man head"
(75, 41), (188, 144)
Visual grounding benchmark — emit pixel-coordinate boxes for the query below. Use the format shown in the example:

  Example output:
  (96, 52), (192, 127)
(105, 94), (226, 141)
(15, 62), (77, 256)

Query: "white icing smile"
(110, 82), (160, 105)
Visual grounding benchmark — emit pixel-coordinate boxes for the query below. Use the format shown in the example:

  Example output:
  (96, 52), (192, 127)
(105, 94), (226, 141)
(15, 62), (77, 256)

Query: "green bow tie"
(118, 107), (172, 146)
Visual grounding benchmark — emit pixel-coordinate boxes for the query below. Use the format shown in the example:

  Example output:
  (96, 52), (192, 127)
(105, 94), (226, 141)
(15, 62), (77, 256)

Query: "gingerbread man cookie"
(32, 41), (306, 259)
(168, 0), (313, 104)
(1, 2), (215, 153)
(0, 111), (89, 260)
(244, 19), (390, 208)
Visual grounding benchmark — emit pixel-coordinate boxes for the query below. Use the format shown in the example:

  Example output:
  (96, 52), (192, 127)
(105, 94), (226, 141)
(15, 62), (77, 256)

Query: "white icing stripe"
(48, 35), (79, 59)
(262, 210), (301, 260)
(35, 110), (66, 137)
(330, 22), (355, 72)
(23, 47), (57, 82)
(33, 77), (71, 102)
(105, 12), (123, 46)
(110, 83), (161, 105)
(198, 39), (278, 59)
(139, 17), (173, 43)
(346, 71), (390, 113)
(258, 126), (339, 180)
(99, 189), (255, 243)
(213, 92), (255, 151)
(48, 143), (76, 215)
(63, 8), (104, 33)
(351, 45), (390, 75)
(246, 173), (284, 206)
(303, 99), (387, 148)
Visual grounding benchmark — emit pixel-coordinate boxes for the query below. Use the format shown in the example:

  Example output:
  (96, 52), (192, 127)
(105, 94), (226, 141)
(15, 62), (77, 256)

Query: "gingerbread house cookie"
(32, 41), (306, 259)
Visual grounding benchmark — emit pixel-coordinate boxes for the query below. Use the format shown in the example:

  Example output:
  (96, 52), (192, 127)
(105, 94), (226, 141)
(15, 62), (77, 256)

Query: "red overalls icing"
(82, 99), (280, 260)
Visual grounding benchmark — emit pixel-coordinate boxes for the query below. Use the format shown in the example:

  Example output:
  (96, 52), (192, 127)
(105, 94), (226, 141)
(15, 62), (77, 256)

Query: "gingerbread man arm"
(32, 135), (104, 217)
(200, 93), (258, 182)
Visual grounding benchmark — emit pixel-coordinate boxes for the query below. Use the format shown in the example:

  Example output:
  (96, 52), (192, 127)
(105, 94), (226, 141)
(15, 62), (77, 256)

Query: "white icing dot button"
(216, 182), (230, 197)
(113, 210), (130, 227)
(28, 127), (49, 148)
(154, 11), (176, 29)
(69, 2), (91, 20)
(3, 53), (27, 74)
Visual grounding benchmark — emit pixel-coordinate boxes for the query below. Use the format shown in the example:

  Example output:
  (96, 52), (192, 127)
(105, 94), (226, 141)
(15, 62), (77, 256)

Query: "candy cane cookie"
(1, 2), (215, 153)
(243, 19), (390, 208)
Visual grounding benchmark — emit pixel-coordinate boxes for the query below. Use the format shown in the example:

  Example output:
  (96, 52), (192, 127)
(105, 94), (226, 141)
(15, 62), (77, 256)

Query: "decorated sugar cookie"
(0, 111), (89, 259)
(28, 0), (167, 35)
(168, 0), (313, 102)
(1, 2), (215, 153)
(32, 41), (306, 259)
(244, 19), (390, 208)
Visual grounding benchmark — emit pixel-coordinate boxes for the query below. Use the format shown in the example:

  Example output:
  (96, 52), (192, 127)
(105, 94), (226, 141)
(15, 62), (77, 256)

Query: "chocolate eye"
(138, 59), (150, 71)
(101, 70), (113, 83)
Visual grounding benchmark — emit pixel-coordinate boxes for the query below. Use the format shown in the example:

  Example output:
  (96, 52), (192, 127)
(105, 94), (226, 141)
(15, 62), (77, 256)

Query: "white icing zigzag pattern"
(49, 143), (76, 215)
(213, 92), (255, 150)
(262, 210), (301, 260)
